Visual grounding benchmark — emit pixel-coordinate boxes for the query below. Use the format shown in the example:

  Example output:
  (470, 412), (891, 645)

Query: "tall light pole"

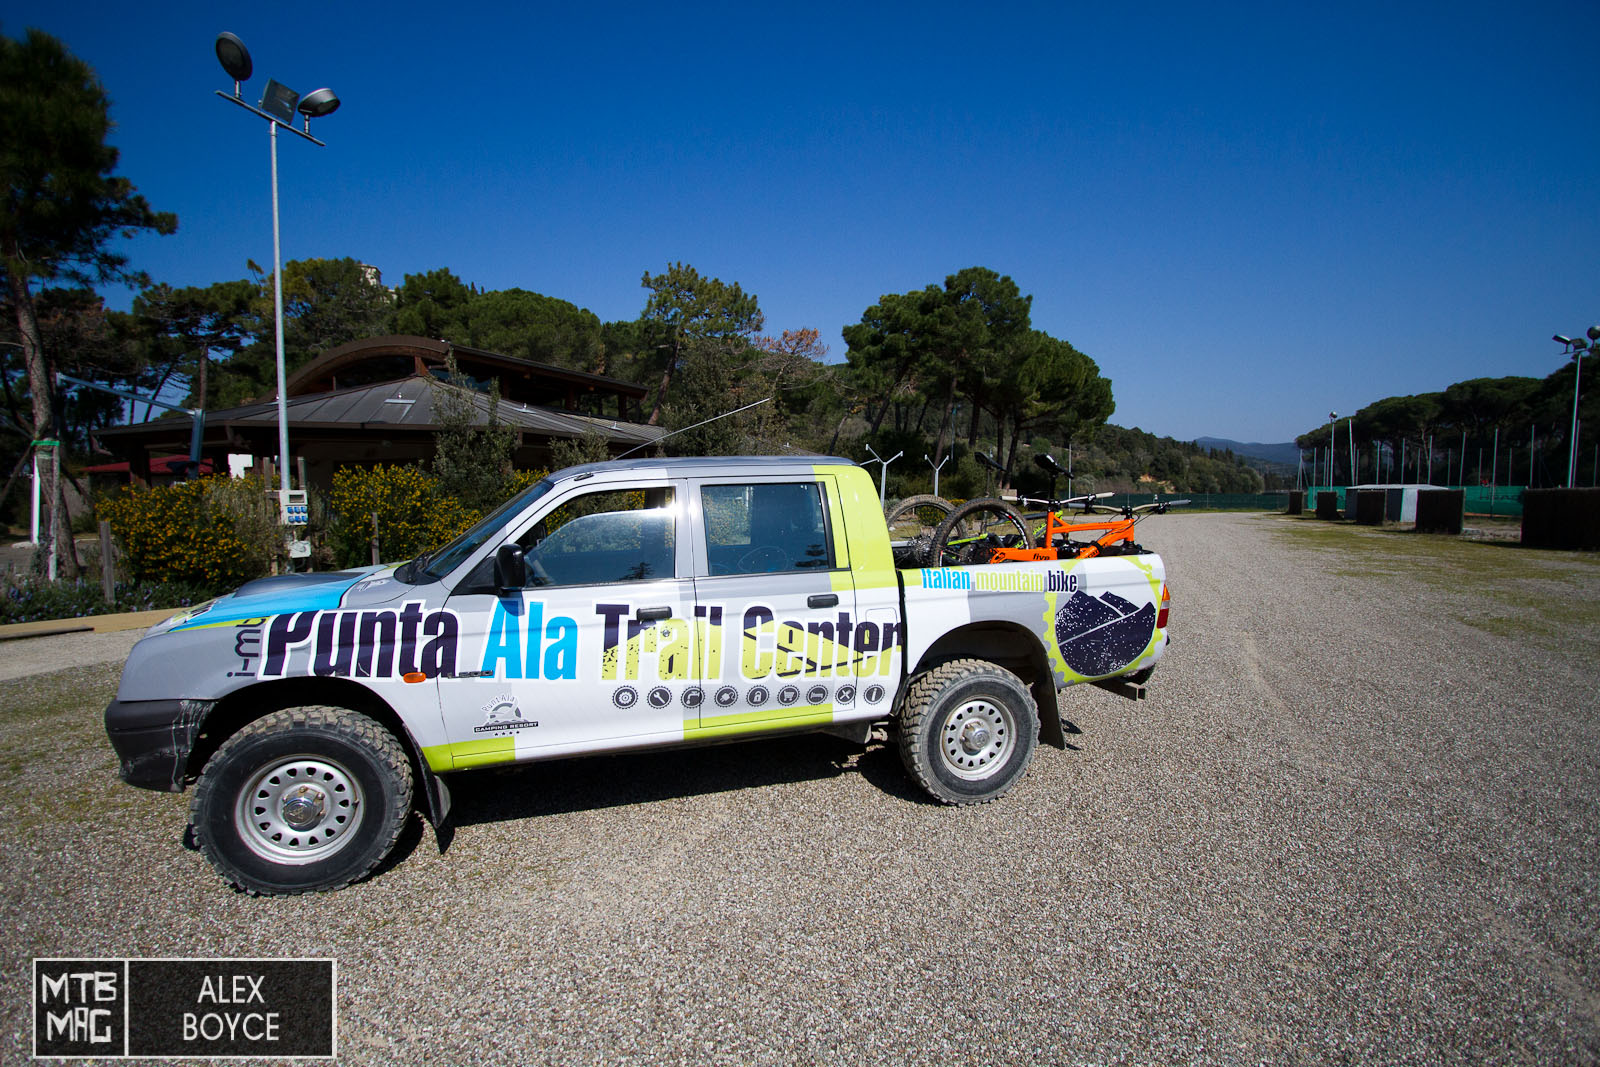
(212, 32), (340, 500)
(1328, 411), (1337, 487)
(1347, 416), (1356, 485)
(1553, 328), (1597, 488)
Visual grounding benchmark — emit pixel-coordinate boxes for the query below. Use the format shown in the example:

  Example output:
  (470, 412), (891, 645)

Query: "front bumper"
(104, 698), (211, 792)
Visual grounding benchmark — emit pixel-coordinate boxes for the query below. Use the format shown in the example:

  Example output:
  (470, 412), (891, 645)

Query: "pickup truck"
(105, 456), (1171, 895)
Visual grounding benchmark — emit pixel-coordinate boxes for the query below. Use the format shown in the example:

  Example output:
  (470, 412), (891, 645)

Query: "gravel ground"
(3, 512), (1598, 1065)
(0, 628), (144, 682)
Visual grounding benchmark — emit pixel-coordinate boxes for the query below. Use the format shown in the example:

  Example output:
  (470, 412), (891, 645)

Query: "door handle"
(807, 593), (839, 608)
(635, 606), (671, 622)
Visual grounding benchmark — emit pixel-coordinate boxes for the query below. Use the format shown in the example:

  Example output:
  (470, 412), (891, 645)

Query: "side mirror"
(494, 544), (526, 592)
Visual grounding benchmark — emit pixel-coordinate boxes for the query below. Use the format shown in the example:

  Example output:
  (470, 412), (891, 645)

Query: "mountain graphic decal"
(1054, 590), (1156, 677)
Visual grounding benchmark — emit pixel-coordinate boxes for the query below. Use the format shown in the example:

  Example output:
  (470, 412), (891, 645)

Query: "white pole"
(29, 449), (40, 545)
(1328, 414), (1336, 487)
(1348, 419), (1355, 484)
(1569, 351), (1583, 488)
(47, 443), (59, 581)
(270, 121), (291, 498)
(1491, 427), (1499, 508)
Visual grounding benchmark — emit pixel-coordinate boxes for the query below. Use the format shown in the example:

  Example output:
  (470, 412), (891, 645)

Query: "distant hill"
(1194, 437), (1300, 467)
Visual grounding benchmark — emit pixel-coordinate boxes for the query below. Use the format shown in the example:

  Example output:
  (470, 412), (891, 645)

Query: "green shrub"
(1, 573), (216, 624)
(99, 474), (287, 587)
(326, 464), (549, 570)
(327, 465), (477, 569)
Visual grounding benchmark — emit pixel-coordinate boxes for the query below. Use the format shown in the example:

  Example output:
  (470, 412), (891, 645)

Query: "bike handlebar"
(1008, 492), (1112, 508)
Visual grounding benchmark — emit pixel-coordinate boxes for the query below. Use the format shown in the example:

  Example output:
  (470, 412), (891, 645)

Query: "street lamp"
(1328, 411), (1337, 487)
(212, 32), (339, 502)
(1553, 328), (1597, 488)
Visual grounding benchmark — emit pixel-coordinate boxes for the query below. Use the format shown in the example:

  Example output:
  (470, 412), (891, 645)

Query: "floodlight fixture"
(298, 88), (340, 118)
(215, 32), (253, 92)
(297, 88), (340, 134)
(259, 79), (301, 125)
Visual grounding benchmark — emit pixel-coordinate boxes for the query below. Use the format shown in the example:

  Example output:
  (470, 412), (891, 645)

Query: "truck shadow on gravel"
(439, 733), (931, 832)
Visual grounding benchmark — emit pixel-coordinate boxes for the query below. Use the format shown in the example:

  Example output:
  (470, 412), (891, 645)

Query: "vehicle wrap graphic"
(1052, 591), (1156, 677)
(239, 593), (902, 688)
(1041, 555), (1164, 683)
(257, 602), (461, 680)
(167, 571), (375, 633)
(910, 556), (1165, 685)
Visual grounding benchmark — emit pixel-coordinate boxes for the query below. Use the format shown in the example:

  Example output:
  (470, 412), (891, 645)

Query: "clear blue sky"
(7, 0), (1598, 443)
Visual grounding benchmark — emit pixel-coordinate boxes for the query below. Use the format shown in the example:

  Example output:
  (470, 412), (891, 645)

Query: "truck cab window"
(517, 486), (675, 587)
(702, 482), (832, 575)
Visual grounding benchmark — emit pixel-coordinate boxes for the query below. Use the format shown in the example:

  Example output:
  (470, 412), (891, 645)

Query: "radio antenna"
(615, 396), (771, 459)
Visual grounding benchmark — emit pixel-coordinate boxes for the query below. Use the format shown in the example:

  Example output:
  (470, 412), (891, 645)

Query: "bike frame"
(987, 506), (1139, 562)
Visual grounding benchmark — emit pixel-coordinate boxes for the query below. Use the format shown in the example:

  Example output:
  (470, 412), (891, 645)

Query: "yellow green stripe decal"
(423, 737), (515, 771)
(684, 703), (834, 740)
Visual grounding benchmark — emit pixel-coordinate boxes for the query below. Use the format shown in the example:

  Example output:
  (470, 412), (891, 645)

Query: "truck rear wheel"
(897, 659), (1038, 805)
(190, 706), (413, 895)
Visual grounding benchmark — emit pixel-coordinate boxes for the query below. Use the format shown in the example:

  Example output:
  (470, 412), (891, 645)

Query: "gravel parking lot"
(4, 512), (1598, 1065)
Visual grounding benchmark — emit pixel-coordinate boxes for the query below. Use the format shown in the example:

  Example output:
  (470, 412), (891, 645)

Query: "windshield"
(406, 477), (556, 583)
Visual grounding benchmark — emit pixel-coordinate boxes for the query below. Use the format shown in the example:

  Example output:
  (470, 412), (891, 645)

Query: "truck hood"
(153, 565), (397, 636)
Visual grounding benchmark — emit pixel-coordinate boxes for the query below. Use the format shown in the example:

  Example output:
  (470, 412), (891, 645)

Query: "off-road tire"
(190, 706), (413, 895)
(897, 659), (1038, 805)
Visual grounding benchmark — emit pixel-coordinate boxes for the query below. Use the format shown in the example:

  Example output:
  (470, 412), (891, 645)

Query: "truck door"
(437, 478), (697, 768)
(687, 476), (860, 737)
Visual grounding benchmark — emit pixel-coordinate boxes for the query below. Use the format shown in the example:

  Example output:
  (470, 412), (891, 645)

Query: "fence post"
(98, 520), (115, 604)
(370, 512), (380, 567)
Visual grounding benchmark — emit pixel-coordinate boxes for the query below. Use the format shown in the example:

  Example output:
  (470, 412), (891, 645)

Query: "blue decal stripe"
(170, 580), (360, 631)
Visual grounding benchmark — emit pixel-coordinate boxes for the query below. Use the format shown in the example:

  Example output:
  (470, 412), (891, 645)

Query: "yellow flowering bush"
(103, 467), (558, 580)
(100, 474), (281, 588)
(328, 465), (467, 568)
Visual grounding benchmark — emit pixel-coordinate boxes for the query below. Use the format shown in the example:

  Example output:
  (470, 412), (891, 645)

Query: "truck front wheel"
(897, 660), (1039, 805)
(190, 706), (414, 895)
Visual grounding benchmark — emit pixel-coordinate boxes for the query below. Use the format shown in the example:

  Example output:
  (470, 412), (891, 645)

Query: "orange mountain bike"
(928, 454), (1187, 566)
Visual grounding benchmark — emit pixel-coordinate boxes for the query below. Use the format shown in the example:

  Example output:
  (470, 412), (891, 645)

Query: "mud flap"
(418, 761), (455, 853)
(1035, 682), (1066, 749)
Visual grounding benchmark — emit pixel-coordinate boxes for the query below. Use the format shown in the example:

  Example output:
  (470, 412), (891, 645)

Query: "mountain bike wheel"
(885, 494), (955, 566)
(929, 498), (1031, 567)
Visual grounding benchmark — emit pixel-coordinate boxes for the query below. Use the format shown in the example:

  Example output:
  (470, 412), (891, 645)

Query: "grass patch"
(1268, 516), (1600, 655)
(0, 662), (144, 826)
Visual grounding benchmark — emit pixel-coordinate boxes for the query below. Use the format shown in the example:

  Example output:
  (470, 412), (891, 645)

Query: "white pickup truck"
(105, 456), (1171, 894)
